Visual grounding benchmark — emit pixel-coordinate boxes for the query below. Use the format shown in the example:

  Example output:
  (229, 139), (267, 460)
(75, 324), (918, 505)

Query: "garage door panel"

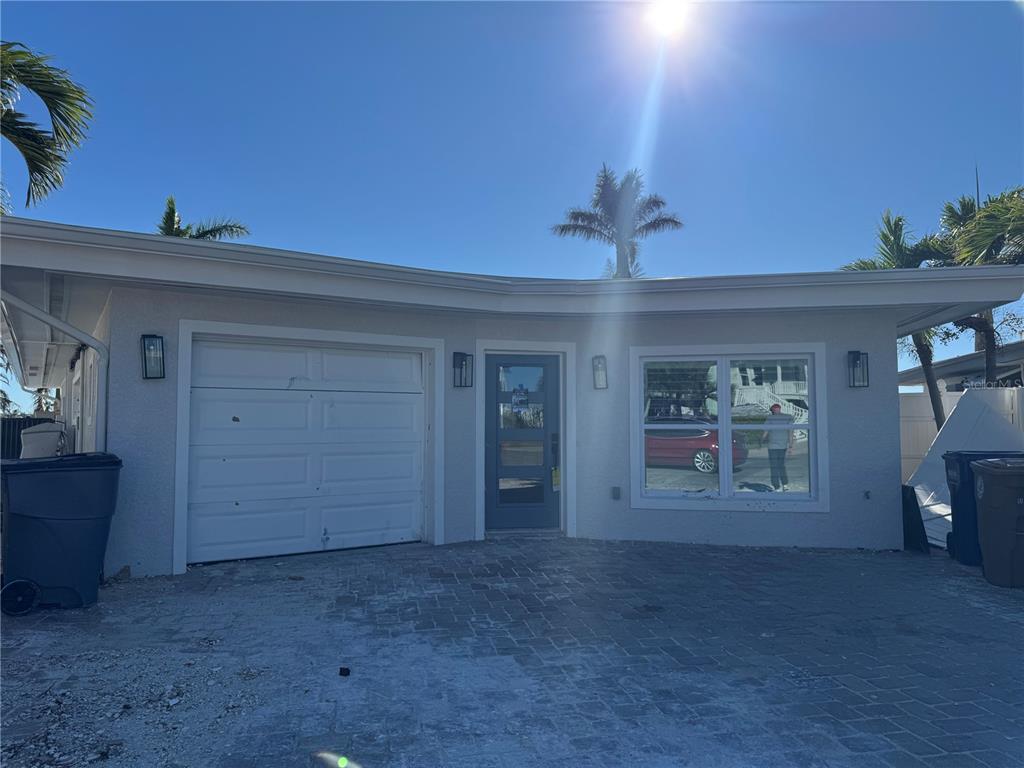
(321, 348), (422, 392)
(320, 393), (423, 438)
(322, 492), (421, 547)
(188, 499), (318, 563)
(189, 447), (312, 503)
(191, 389), (313, 444)
(193, 340), (314, 389)
(321, 444), (422, 492)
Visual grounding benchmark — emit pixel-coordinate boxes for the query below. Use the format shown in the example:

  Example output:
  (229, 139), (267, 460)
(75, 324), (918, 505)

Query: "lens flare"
(645, 1), (691, 40)
(315, 752), (361, 768)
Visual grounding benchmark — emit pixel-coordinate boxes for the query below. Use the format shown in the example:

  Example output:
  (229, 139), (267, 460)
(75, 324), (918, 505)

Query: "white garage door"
(187, 337), (425, 563)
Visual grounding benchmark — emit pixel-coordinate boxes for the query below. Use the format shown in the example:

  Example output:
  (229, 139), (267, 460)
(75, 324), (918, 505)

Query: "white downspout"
(1, 291), (110, 452)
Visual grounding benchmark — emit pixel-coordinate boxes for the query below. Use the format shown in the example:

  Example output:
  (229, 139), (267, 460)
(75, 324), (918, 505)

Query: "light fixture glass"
(848, 351), (869, 388)
(592, 355), (608, 389)
(141, 335), (165, 379)
(453, 352), (473, 388)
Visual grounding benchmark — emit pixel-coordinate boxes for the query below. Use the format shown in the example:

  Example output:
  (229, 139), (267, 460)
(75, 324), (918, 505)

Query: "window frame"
(629, 343), (829, 513)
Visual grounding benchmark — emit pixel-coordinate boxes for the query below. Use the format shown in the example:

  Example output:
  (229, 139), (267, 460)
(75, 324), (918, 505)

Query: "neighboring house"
(2, 217), (1023, 577)
(899, 339), (1024, 391)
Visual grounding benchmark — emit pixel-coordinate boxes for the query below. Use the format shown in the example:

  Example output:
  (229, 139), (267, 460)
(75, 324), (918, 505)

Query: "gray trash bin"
(1, 453), (122, 614)
(971, 458), (1024, 588)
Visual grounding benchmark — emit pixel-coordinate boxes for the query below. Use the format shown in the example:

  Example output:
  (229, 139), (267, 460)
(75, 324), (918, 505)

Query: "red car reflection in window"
(645, 419), (748, 474)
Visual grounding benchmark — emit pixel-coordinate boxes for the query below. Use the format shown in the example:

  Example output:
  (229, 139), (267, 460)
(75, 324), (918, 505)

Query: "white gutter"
(0, 290), (109, 452)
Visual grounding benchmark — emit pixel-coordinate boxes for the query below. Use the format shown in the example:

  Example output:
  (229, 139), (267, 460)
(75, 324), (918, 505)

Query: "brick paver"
(2, 537), (1022, 767)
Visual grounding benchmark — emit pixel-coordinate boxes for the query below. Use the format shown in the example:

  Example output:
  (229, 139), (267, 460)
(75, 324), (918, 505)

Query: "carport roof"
(2, 216), (1024, 385)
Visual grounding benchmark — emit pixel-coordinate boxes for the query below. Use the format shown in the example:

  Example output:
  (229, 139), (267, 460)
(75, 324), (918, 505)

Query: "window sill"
(632, 493), (828, 514)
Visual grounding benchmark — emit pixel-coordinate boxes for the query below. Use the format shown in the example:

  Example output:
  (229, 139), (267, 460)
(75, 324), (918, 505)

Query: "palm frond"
(911, 233), (954, 267)
(188, 218), (249, 241)
(874, 210), (911, 268)
(634, 193), (667, 224)
(552, 222), (615, 244)
(1, 109), (64, 205)
(0, 42), (92, 150)
(592, 164), (620, 221)
(1, 41), (91, 206)
(158, 196), (181, 236)
(840, 257), (888, 272)
(634, 213), (682, 240)
(564, 208), (613, 232)
(940, 196), (977, 235)
(956, 189), (1024, 265)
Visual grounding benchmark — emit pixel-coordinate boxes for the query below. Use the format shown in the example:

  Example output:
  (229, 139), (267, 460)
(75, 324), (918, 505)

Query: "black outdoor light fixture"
(141, 335), (165, 379)
(592, 355), (608, 389)
(848, 350), (869, 388)
(453, 352), (474, 388)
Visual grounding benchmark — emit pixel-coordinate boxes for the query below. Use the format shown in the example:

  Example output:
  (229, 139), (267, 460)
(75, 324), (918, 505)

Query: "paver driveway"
(2, 537), (1023, 768)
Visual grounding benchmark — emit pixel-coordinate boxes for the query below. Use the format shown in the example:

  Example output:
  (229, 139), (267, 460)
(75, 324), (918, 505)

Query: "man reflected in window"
(763, 403), (794, 491)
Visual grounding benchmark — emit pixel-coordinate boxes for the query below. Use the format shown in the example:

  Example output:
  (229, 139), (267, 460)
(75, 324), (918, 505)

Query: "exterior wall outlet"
(611, 486), (621, 500)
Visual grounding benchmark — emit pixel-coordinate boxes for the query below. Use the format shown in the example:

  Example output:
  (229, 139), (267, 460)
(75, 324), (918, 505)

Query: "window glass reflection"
(500, 403), (544, 429)
(729, 359), (810, 424)
(500, 441), (544, 466)
(644, 361), (718, 424)
(732, 434), (810, 494)
(644, 429), (720, 494)
(498, 477), (544, 504)
(498, 366), (544, 392)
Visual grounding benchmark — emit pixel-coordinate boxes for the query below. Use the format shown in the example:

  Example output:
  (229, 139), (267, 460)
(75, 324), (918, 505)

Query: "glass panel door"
(486, 355), (560, 530)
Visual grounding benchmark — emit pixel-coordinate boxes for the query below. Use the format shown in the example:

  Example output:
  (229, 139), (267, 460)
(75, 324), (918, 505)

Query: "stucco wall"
(101, 284), (903, 576)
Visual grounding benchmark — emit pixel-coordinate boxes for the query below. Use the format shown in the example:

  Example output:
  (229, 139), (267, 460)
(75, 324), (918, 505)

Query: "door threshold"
(485, 528), (564, 539)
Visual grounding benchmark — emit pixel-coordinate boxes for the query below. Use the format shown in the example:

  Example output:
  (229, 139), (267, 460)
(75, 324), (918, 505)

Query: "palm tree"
(158, 195), (249, 241)
(552, 165), (682, 278)
(940, 188), (1024, 383)
(1, 41), (92, 211)
(32, 388), (52, 415)
(842, 211), (948, 430)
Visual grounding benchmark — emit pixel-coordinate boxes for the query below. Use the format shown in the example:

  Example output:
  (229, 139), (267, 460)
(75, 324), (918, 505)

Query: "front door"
(485, 355), (561, 530)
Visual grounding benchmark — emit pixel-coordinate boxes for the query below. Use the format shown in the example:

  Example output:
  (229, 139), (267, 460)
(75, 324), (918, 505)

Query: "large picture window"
(638, 351), (819, 503)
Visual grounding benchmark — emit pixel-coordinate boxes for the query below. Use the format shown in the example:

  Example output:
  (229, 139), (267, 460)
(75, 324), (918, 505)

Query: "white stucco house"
(3, 217), (1023, 577)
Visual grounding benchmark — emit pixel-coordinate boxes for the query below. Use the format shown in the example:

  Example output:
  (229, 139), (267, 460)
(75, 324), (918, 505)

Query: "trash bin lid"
(20, 422), (65, 435)
(1, 452), (123, 474)
(969, 458), (1024, 474)
(943, 451), (1024, 460)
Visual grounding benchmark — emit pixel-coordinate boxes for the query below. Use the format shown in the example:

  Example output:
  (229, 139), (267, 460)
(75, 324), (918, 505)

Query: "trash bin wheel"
(1, 579), (40, 616)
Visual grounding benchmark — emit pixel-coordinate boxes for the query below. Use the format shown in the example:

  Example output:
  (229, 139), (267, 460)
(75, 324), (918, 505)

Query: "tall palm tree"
(158, 195), (249, 241)
(843, 211), (948, 430)
(552, 165), (682, 278)
(1, 41), (92, 211)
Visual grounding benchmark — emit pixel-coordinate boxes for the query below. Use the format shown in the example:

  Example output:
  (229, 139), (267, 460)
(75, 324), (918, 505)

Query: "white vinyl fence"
(900, 391), (965, 482)
(904, 388), (1024, 546)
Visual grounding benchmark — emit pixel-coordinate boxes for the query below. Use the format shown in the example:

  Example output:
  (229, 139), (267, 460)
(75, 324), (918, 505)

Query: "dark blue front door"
(485, 355), (560, 530)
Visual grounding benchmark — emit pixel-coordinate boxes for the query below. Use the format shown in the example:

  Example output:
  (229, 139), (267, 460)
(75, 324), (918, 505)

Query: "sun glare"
(645, 1), (691, 40)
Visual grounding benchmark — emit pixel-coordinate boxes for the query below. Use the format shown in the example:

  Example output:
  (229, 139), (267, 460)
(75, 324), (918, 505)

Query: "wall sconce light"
(592, 355), (608, 389)
(141, 335), (165, 379)
(453, 352), (473, 388)
(848, 351), (869, 388)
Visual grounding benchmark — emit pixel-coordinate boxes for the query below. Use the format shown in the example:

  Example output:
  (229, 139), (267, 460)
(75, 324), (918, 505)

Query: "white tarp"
(908, 388), (1024, 547)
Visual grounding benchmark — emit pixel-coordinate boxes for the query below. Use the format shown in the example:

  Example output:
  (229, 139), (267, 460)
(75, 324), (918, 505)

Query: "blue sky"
(2, 1), (1023, 409)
